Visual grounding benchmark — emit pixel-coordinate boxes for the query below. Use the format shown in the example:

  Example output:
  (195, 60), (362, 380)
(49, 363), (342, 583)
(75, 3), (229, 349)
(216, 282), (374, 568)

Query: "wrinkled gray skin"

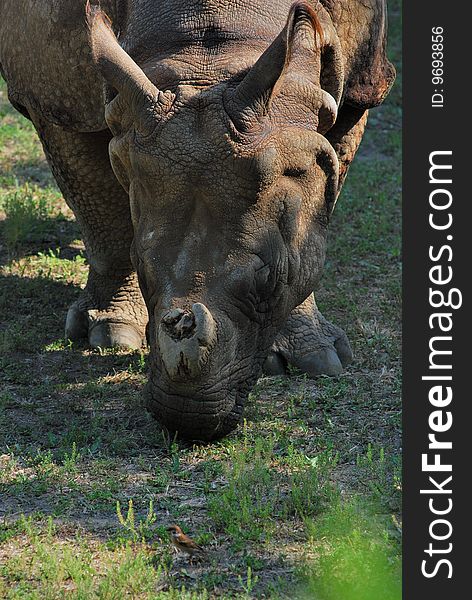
(0, 1), (395, 440)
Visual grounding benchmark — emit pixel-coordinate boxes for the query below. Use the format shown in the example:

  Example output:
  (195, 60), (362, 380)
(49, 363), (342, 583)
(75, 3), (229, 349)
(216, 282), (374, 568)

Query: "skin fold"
(0, 0), (395, 440)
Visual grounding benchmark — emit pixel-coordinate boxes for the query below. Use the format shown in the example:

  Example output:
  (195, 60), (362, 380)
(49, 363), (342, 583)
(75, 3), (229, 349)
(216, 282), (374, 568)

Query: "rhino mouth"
(145, 357), (254, 441)
(145, 380), (244, 441)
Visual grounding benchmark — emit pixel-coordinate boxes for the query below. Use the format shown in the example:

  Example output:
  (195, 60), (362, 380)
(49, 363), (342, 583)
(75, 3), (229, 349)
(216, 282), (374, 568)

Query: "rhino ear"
(225, 1), (344, 133)
(86, 2), (174, 134)
(327, 0), (396, 109)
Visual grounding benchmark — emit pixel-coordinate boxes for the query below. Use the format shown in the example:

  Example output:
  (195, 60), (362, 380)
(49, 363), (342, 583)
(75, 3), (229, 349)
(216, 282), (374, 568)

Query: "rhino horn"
(158, 303), (217, 381)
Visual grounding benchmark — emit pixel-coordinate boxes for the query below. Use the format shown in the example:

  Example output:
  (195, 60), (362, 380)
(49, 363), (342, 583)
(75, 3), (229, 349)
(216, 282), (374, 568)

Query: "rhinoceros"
(0, 0), (395, 439)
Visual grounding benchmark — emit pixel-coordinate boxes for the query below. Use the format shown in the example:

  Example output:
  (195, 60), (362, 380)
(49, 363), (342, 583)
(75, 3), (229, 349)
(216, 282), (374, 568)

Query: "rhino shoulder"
(0, 0), (122, 131)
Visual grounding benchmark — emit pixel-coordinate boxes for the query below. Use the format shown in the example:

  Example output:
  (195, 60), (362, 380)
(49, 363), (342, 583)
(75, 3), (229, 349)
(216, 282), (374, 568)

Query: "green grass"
(207, 433), (338, 550)
(1, 185), (61, 247)
(0, 1), (402, 596)
(299, 499), (401, 600)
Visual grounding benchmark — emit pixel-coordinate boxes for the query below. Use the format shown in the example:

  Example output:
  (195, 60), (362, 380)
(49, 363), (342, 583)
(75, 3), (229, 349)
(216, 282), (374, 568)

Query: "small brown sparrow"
(167, 525), (206, 559)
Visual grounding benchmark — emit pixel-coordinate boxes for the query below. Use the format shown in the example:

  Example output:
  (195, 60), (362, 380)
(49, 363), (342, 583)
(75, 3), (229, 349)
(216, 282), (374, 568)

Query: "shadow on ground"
(0, 216), (82, 266)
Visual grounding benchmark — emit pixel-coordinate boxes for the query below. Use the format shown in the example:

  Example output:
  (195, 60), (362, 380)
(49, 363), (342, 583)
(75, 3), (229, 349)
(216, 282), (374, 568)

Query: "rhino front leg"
(65, 268), (146, 350)
(32, 117), (147, 349)
(263, 293), (353, 377)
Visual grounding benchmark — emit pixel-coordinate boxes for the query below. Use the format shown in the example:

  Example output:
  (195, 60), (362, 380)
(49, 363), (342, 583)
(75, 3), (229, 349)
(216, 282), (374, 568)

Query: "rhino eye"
(254, 264), (272, 291)
(283, 167), (307, 178)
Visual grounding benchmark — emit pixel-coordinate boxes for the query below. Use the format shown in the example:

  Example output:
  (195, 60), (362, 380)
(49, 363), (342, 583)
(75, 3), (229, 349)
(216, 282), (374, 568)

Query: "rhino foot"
(65, 270), (147, 350)
(263, 293), (353, 378)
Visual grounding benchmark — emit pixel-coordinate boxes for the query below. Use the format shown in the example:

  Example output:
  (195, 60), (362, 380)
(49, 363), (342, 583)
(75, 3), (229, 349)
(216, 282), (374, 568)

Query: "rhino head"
(87, 2), (344, 440)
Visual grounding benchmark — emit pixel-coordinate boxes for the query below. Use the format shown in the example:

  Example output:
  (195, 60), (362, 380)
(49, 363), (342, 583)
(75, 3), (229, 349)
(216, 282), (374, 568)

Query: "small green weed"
(115, 498), (157, 544)
(238, 566), (259, 598)
(36, 247), (86, 280)
(283, 451), (338, 519)
(61, 441), (81, 474)
(357, 444), (402, 513)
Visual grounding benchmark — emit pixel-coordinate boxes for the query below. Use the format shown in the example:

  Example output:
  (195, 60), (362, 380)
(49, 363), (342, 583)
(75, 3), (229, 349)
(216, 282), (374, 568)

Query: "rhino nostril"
(162, 308), (184, 325)
(161, 309), (196, 340)
(176, 313), (195, 335)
